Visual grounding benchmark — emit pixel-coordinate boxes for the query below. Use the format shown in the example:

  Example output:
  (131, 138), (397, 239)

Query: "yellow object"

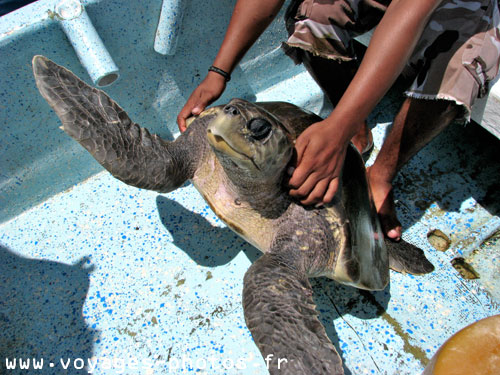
(423, 315), (500, 375)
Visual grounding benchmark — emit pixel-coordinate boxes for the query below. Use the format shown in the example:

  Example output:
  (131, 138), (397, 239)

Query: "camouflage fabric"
(284, 0), (500, 120)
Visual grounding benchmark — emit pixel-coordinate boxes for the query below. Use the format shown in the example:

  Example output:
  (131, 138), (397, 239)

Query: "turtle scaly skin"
(33, 55), (434, 375)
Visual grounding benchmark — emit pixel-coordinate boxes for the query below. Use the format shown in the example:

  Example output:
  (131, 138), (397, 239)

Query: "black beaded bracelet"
(208, 65), (231, 82)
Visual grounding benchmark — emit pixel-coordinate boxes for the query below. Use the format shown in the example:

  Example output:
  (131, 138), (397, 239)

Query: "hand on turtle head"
(288, 119), (350, 206)
(177, 72), (227, 132)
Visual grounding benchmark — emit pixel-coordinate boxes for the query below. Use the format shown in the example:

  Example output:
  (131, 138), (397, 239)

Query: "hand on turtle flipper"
(288, 119), (349, 206)
(177, 72), (227, 132)
(367, 166), (402, 241)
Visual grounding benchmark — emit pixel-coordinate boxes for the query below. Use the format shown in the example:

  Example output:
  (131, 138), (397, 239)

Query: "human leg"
(367, 98), (461, 240)
(283, 1), (387, 155)
(284, 0), (499, 237)
(301, 51), (373, 155)
(368, 0), (500, 240)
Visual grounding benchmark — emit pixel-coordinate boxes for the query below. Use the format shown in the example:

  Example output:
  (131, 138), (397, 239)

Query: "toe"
(377, 196), (402, 241)
(383, 220), (402, 242)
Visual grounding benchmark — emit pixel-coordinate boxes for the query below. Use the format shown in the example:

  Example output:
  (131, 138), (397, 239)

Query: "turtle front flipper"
(243, 252), (344, 375)
(32, 55), (196, 193)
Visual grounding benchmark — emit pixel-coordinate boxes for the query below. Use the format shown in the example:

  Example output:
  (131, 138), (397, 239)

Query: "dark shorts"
(284, 0), (500, 120)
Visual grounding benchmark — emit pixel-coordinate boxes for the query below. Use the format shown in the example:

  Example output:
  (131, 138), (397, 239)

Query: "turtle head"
(206, 99), (293, 178)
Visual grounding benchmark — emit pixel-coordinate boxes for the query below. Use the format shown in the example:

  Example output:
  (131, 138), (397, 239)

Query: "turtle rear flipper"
(337, 145), (390, 290)
(243, 252), (344, 375)
(32, 55), (195, 193)
(385, 239), (434, 275)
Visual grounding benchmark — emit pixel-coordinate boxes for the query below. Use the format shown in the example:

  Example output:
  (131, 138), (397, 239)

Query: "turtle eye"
(247, 118), (272, 141)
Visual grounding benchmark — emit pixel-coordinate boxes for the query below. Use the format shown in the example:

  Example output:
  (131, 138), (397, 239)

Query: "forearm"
(327, 0), (443, 138)
(213, 0), (285, 73)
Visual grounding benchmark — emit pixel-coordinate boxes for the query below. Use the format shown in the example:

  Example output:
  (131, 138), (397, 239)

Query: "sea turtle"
(32, 55), (434, 374)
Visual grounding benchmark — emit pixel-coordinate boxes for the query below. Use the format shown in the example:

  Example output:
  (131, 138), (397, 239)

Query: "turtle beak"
(206, 106), (255, 162)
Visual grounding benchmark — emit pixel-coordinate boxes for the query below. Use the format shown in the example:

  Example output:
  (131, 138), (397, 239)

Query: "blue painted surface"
(1, 1), (500, 374)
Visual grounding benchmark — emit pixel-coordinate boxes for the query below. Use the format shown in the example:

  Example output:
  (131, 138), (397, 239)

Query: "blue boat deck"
(1, 1), (499, 374)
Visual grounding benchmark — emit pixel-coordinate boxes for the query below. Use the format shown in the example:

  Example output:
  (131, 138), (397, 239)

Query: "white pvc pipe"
(154, 0), (185, 55)
(55, 0), (119, 86)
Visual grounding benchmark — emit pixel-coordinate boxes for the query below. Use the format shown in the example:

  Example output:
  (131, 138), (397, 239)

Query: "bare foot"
(351, 122), (373, 156)
(367, 167), (402, 241)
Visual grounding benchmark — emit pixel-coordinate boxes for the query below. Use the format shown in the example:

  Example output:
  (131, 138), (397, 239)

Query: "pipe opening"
(97, 73), (119, 87)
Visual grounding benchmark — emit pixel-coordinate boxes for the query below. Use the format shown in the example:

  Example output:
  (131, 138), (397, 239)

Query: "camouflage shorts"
(284, 0), (500, 120)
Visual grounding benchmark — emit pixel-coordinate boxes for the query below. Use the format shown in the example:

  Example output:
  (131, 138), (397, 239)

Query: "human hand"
(288, 119), (351, 206)
(177, 72), (227, 132)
